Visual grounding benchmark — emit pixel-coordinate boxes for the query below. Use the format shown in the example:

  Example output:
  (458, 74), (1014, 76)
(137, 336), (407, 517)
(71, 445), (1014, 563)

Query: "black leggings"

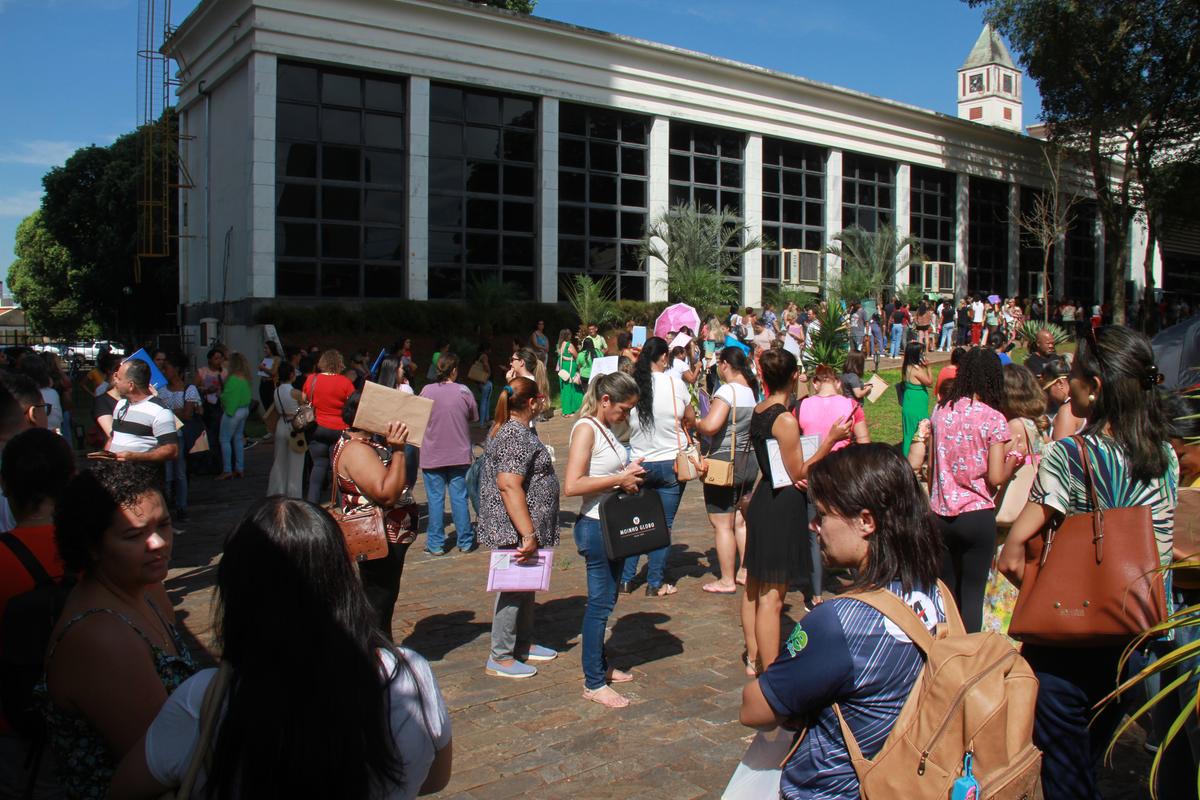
(933, 508), (997, 633)
(359, 539), (413, 641)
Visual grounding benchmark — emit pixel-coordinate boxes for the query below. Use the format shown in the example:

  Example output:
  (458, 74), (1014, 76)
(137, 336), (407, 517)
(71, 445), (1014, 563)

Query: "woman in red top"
(303, 350), (356, 504)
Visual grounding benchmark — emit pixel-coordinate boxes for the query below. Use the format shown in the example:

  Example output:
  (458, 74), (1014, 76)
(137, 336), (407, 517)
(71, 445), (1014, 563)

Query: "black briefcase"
(598, 490), (670, 561)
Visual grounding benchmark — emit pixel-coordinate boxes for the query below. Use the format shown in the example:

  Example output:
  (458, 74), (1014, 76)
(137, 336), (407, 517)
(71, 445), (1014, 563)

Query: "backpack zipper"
(916, 649), (1018, 775)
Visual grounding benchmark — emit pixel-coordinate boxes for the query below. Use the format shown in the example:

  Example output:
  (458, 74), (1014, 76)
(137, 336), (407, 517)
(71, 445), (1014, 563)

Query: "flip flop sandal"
(583, 687), (630, 708)
(702, 582), (737, 594)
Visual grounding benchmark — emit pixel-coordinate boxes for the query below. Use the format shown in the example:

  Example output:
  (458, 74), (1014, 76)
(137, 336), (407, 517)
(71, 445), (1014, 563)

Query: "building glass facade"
(1018, 187), (1050, 300)
(909, 167), (956, 290)
(275, 61), (407, 297)
(761, 138), (825, 289)
(558, 103), (650, 300)
(842, 154), (894, 233)
(1064, 201), (1097, 303)
(967, 176), (1009, 295)
(427, 83), (538, 299)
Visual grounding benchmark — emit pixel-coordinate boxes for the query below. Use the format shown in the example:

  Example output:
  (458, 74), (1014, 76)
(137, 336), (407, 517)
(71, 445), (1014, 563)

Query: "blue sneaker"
(485, 658), (537, 679)
(518, 644), (558, 663)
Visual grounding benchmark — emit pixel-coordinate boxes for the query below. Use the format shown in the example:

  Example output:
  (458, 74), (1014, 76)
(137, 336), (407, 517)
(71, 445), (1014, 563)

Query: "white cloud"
(0, 190), (43, 218)
(0, 140), (81, 167)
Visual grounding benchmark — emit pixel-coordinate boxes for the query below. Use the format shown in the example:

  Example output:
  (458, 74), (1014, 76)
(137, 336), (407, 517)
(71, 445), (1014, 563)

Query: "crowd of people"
(0, 295), (1196, 799)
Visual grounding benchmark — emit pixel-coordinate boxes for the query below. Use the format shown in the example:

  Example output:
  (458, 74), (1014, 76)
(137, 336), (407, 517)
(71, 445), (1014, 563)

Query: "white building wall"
(743, 134), (763, 308)
(248, 52), (277, 300)
(824, 150), (844, 284)
(206, 59), (253, 303)
(955, 174), (970, 297)
(407, 77), (431, 301)
(538, 97), (559, 303)
(1007, 183), (1020, 297)
(646, 116), (670, 302)
(894, 163), (911, 289)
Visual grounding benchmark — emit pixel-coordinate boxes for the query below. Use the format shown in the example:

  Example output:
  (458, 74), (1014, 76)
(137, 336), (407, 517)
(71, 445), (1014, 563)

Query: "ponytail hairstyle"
(435, 353), (459, 382)
(490, 376), (539, 438)
(717, 346), (759, 397)
(579, 371), (638, 419)
(758, 347), (798, 395)
(632, 336), (670, 430)
(1076, 326), (1172, 484)
(375, 356), (404, 390)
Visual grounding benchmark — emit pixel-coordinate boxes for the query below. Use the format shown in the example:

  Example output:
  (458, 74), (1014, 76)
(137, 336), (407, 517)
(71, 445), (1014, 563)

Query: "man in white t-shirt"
(108, 359), (179, 463)
(970, 296), (986, 344)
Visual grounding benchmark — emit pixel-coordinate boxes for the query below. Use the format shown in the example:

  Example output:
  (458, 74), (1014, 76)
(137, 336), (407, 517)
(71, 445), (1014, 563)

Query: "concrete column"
(406, 77), (430, 301)
(824, 149), (843, 285)
(646, 116), (670, 302)
(1007, 182), (1020, 297)
(742, 134), (763, 308)
(248, 52), (278, 300)
(955, 174), (970, 299)
(538, 97), (559, 303)
(1053, 226), (1066, 299)
(894, 163), (911, 289)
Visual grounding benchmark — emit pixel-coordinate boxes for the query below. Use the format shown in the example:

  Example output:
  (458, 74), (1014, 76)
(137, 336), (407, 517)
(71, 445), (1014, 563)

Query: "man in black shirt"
(1024, 328), (1059, 379)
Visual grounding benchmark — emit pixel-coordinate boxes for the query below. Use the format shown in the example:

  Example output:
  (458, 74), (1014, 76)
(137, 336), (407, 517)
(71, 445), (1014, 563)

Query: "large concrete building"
(164, 0), (1169, 346)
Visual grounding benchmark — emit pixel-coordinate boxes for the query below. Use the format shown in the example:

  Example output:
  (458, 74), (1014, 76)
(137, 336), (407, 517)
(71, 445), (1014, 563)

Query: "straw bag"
(703, 390), (737, 488)
(1008, 436), (1168, 646)
(329, 438), (389, 562)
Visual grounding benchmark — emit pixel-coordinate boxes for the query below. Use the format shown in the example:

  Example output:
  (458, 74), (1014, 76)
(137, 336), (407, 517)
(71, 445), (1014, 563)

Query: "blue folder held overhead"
(125, 348), (168, 390)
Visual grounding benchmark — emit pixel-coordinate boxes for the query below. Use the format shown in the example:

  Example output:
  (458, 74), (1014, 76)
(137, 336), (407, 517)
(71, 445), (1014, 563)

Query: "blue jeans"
(165, 442), (188, 511)
(479, 381), (493, 425)
(869, 324), (884, 355)
(573, 516), (622, 690)
(620, 460), (684, 588)
(423, 466), (475, 552)
(219, 406), (249, 473)
(889, 324), (905, 357)
(938, 322), (955, 351)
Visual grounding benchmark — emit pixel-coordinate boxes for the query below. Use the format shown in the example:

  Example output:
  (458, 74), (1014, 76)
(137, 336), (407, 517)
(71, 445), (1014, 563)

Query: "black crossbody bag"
(583, 417), (671, 560)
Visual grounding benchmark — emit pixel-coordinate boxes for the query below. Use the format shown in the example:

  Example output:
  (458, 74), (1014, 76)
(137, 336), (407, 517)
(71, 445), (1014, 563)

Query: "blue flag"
(126, 348), (168, 390)
(370, 347), (388, 377)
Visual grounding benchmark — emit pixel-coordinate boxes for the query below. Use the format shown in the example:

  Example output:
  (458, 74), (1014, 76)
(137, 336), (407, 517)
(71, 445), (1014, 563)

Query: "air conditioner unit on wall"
(921, 262), (956, 294)
(781, 249), (822, 286)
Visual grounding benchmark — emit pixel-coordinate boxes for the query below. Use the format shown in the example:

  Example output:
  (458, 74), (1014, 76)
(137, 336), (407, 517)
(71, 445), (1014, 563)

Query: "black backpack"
(0, 532), (73, 740)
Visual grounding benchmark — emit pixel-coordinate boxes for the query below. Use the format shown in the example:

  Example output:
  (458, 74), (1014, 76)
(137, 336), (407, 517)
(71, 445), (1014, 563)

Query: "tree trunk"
(1042, 248), (1053, 325)
(1142, 219), (1158, 334)
(1105, 217), (1129, 326)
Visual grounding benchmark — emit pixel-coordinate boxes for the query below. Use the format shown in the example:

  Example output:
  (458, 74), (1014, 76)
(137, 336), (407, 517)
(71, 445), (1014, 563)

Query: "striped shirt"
(110, 396), (178, 454)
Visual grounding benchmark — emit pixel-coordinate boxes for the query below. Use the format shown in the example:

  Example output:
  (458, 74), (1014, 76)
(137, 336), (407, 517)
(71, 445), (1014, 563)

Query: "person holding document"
(742, 350), (849, 678)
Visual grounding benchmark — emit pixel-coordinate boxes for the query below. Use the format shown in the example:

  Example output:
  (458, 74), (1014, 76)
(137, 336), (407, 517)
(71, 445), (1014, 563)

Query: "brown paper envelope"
(864, 374), (889, 404)
(353, 381), (434, 447)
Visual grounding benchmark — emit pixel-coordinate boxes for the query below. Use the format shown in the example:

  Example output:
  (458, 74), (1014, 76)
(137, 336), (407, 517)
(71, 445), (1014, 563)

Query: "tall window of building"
(427, 84), (537, 299)
(842, 154), (894, 234)
(275, 61), (406, 297)
(909, 167), (956, 291)
(761, 138), (825, 290)
(558, 104), (650, 300)
(1064, 201), (1097, 303)
(668, 123), (745, 284)
(967, 176), (1009, 295)
(1018, 187), (1050, 300)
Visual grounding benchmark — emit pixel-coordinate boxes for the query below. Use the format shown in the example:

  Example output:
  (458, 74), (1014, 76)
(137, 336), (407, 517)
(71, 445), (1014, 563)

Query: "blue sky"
(0, 0), (1041, 290)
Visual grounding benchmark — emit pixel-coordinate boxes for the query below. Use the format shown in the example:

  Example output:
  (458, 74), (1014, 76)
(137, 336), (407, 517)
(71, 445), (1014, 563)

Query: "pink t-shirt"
(794, 394), (862, 452)
(929, 397), (1011, 517)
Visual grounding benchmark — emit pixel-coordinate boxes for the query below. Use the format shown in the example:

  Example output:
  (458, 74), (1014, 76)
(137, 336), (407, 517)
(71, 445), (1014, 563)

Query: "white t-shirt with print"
(629, 371), (689, 463)
(144, 648), (449, 800)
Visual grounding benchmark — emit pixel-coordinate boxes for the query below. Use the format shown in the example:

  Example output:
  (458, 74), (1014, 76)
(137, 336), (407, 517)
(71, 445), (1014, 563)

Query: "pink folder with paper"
(486, 549), (554, 592)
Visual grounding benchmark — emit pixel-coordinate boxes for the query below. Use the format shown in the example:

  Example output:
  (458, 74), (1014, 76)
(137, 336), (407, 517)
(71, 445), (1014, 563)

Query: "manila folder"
(353, 381), (434, 447)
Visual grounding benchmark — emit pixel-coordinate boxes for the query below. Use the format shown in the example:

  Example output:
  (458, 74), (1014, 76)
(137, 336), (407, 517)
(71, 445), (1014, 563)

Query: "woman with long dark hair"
(619, 336), (696, 596)
(110, 497), (452, 799)
(739, 445), (946, 799)
(898, 341), (931, 457)
(742, 349), (848, 676)
(695, 346), (759, 593)
(997, 327), (1178, 799)
(909, 347), (1018, 633)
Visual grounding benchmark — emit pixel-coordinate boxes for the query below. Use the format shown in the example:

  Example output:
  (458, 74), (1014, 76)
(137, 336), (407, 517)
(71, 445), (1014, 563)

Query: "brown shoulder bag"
(1008, 435), (1168, 646)
(329, 437), (390, 562)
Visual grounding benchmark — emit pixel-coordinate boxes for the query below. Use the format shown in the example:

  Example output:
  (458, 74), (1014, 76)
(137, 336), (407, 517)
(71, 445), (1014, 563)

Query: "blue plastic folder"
(125, 349), (168, 390)
(631, 326), (647, 348)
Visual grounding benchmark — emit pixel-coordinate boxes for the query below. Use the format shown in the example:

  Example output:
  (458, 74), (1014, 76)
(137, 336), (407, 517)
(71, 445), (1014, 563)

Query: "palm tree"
(562, 274), (614, 333)
(640, 202), (763, 318)
(466, 274), (521, 338)
(803, 299), (850, 373)
(823, 224), (924, 311)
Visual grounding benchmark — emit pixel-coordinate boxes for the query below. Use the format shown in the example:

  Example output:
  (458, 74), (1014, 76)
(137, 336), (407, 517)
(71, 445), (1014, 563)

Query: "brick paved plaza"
(165, 415), (1154, 799)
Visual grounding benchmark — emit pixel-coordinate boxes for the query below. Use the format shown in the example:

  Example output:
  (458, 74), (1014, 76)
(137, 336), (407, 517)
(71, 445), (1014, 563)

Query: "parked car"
(32, 343), (67, 357)
(67, 340), (126, 362)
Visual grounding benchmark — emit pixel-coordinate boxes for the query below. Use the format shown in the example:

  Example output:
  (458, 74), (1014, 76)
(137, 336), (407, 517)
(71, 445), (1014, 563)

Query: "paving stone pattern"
(166, 416), (1152, 799)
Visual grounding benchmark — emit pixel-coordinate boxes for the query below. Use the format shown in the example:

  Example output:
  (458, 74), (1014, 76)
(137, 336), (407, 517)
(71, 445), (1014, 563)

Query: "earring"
(1087, 393), (1096, 404)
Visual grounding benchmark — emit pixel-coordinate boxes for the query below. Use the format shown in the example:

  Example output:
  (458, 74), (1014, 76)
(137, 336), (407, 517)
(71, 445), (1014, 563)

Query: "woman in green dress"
(900, 341), (932, 456)
(557, 330), (583, 416)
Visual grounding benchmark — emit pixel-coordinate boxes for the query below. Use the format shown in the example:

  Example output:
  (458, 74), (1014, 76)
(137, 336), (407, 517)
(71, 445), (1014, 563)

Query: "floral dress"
(477, 420), (560, 550)
(38, 605), (197, 800)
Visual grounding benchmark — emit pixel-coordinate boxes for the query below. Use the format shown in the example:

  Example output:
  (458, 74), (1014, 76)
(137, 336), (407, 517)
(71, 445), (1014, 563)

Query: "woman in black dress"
(741, 349), (849, 676)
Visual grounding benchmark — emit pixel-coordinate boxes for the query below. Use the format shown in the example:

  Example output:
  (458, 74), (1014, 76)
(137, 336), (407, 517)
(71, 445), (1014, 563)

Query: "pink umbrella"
(653, 303), (702, 340)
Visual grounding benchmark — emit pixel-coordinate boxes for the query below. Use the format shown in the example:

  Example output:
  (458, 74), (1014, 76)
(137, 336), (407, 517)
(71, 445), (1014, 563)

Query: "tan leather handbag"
(670, 378), (699, 482)
(1008, 435), (1168, 647)
(703, 391), (737, 488)
(329, 438), (390, 563)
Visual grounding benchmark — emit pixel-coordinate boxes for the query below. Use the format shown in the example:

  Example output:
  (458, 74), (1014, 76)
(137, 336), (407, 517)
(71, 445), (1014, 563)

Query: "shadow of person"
(401, 609), (490, 662)
(523, 595), (586, 654)
(606, 611), (683, 669)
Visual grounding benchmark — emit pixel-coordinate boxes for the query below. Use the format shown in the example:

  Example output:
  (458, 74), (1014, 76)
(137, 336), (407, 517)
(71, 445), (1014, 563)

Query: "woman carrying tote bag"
(997, 326), (1179, 800)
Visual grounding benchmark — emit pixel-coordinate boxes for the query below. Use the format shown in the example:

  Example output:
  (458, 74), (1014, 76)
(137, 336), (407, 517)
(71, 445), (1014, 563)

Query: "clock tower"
(957, 24), (1023, 132)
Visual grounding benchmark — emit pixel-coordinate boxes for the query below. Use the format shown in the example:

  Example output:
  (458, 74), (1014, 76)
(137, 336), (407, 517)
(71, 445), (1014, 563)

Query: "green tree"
(7, 211), (99, 339)
(640, 203), (763, 319)
(803, 299), (850, 372)
(969, 0), (1200, 324)
(470, 0), (537, 13)
(823, 224), (923, 311)
(563, 274), (615, 332)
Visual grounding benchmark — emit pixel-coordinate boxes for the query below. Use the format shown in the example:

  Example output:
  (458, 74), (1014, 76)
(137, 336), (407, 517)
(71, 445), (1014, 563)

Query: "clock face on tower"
(968, 74), (984, 93)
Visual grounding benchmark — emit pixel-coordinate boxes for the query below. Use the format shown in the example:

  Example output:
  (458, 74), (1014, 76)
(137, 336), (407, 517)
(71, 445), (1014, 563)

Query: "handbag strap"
(583, 416), (625, 465)
(175, 662), (233, 800)
(670, 377), (690, 453)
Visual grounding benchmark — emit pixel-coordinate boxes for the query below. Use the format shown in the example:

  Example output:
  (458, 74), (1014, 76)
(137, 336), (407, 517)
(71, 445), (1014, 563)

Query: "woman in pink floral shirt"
(908, 348), (1021, 632)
